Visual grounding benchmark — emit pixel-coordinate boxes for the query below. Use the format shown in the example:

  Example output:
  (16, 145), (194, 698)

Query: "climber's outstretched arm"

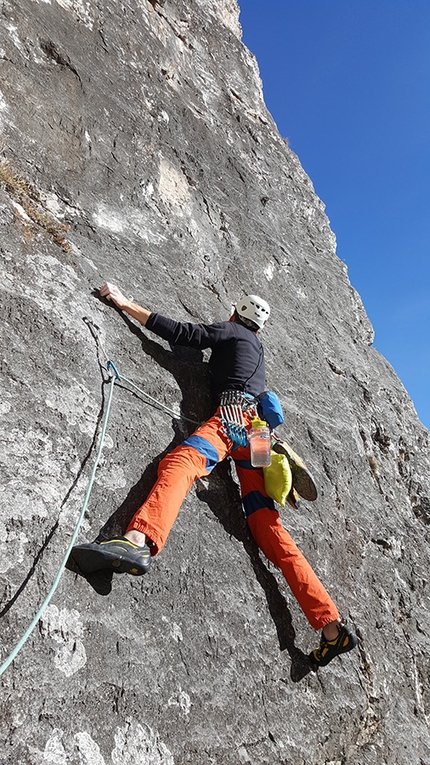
(100, 282), (151, 326)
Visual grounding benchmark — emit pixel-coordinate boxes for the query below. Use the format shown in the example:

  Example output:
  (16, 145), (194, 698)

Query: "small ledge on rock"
(326, 358), (344, 376)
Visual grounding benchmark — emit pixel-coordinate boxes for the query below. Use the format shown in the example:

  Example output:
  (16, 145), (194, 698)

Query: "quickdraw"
(219, 390), (256, 447)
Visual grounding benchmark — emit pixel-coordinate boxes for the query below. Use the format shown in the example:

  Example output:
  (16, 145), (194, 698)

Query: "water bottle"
(249, 418), (272, 467)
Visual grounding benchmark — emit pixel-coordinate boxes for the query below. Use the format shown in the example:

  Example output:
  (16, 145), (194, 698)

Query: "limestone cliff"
(1, 1), (429, 763)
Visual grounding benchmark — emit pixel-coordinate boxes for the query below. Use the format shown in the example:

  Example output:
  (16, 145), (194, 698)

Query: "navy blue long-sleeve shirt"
(145, 313), (266, 402)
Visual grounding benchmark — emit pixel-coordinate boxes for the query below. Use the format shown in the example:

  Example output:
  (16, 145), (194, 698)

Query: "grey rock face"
(1, 1), (429, 763)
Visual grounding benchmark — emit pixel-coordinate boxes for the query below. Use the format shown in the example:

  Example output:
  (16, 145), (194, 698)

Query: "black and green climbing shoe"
(309, 622), (358, 669)
(70, 537), (151, 576)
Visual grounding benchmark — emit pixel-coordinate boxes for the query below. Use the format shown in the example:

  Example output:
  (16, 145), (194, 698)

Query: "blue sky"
(240, 1), (430, 430)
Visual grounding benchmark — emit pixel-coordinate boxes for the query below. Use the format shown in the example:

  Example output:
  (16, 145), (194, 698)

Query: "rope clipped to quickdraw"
(106, 360), (120, 380)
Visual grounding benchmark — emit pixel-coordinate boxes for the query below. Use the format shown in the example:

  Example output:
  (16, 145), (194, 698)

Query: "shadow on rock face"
(72, 299), (211, 544)
(61, 303), (211, 592)
(109, 302), (212, 425)
(97, 428), (180, 538)
(65, 554), (113, 596)
(288, 648), (315, 683)
(196, 461), (314, 682)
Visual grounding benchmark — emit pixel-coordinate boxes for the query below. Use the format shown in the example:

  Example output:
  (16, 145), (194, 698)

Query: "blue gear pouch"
(257, 391), (284, 430)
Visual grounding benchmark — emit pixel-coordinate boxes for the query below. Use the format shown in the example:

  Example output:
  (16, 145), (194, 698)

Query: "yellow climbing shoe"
(309, 622), (358, 669)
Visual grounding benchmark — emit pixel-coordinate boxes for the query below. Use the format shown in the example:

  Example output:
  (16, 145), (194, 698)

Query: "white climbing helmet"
(236, 294), (270, 329)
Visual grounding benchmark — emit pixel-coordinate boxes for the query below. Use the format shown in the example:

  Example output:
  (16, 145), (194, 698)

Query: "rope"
(118, 372), (201, 425)
(84, 317), (201, 425)
(0, 354), (201, 675)
(0, 371), (117, 677)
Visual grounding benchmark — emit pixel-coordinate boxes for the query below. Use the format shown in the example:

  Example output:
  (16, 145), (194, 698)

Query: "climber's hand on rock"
(99, 282), (151, 326)
(100, 282), (129, 310)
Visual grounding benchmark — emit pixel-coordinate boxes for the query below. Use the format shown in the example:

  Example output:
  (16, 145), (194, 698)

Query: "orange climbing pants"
(127, 409), (340, 630)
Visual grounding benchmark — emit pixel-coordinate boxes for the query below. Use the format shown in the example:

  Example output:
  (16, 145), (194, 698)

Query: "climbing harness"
(0, 343), (201, 677)
(218, 389), (284, 447)
(219, 390), (256, 447)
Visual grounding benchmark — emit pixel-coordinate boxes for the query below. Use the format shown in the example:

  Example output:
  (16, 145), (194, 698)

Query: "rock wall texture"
(1, 1), (429, 763)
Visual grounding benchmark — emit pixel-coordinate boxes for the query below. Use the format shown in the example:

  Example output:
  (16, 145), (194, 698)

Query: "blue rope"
(0, 371), (117, 677)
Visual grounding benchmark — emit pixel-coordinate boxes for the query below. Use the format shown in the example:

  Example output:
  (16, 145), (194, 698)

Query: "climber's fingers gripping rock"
(99, 282), (128, 310)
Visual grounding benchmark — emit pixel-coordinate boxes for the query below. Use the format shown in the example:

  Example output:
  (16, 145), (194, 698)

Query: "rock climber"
(71, 282), (357, 669)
